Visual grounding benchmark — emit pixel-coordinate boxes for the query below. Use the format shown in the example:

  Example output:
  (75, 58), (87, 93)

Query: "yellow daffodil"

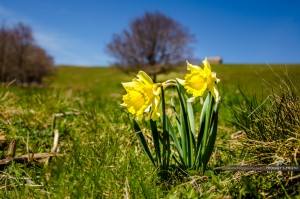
(177, 58), (220, 102)
(121, 71), (161, 121)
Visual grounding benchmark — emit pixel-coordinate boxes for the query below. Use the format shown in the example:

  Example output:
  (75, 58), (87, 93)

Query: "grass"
(231, 71), (300, 197)
(0, 63), (300, 198)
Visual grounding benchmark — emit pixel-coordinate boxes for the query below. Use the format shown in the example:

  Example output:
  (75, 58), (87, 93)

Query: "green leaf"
(202, 102), (219, 172)
(171, 98), (183, 143)
(150, 119), (161, 165)
(176, 80), (193, 167)
(161, 87), (170, 172)
(176, 85), (188, 166)
(195, 93), (211, 165)
(187, 101), (195, 136)
(187, 101), (196, 165)
(199, 93), (214, 166)
(171, 153), (185, 170)
(166, 116), (183, 161)
(133, 119), (156, 167)
(171, 98), (180, 124)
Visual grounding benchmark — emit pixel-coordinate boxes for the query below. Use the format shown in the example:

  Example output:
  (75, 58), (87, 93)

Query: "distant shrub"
(0, 22), (53, 84)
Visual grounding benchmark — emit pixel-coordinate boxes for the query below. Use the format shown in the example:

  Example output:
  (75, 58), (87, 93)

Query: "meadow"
(0, 63), (300, 198)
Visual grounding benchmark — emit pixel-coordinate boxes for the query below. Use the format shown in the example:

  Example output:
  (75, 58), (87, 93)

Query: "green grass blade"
(133, 119), (156, 167)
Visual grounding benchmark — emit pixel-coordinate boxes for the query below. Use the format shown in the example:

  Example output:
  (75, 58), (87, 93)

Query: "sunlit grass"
(0, 63), (299, 197)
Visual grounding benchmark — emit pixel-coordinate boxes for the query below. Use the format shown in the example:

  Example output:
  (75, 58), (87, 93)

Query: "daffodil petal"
(211, 72), (220, 83)
(152, 85), (161, 95)
(208, 84), (220, 102)
(150, 98), (161, 121)
(176, 78), (185, 85)
(186, 61), (202, 71)
(202, 57), (211, 71)
(121, 70), (161, 121)
(136, 112), (144, 121)
(121, 81), (139, 90)
(137, 70), (153, 85)
(187, 96), (196, 103)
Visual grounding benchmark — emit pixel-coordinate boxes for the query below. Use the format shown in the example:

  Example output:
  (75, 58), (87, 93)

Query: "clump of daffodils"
(121, 58), (220, 177)
(121, 58), (220, 121)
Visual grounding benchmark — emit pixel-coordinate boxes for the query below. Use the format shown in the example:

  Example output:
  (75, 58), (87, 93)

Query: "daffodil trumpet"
(177, 58), (220, 102)
(121, 71), (162, 121)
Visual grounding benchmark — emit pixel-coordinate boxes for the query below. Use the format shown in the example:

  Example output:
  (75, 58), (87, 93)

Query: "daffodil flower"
(177, 58), (220, 102)
(121, 71), (161, 121)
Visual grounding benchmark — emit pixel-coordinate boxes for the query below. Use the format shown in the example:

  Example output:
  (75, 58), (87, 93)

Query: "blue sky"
(0, 0), (299, 66)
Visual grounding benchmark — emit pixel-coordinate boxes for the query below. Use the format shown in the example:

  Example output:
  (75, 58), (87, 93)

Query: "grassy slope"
(0, 63), (299, 198)
(52, 64), (300, 96)
(52, 64), (300, 127)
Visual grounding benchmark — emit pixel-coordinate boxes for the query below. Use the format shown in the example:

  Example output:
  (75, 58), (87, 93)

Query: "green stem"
(161, 86), (170, 179)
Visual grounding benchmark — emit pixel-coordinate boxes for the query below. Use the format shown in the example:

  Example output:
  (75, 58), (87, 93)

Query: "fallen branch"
(0, 111), (79, 169)
(52, 111), (80, 131)
(51, 129), (59, 153)
(0, 153), (63, 166)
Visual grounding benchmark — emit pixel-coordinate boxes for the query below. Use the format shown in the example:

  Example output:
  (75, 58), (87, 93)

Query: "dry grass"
(232, 70), (300, 197)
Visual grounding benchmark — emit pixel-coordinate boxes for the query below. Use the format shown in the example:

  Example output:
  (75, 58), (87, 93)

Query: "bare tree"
(0, 22), (53, 84)
(106, 11), (194, 82)
(25, 45), (53, 83)
(0, 23), (9, 82)
(12, 23), (34, 83)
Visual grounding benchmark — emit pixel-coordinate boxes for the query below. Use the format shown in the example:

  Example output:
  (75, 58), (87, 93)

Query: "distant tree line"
(0, 22), (53, 84)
